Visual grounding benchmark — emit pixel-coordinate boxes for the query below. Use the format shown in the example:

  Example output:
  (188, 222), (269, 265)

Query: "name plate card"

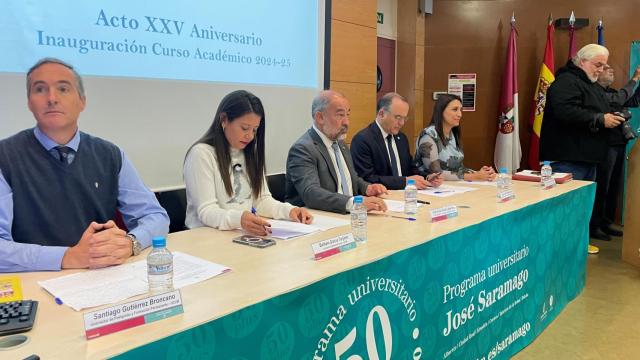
(541, 177), (556, 190)
(84, 290), (183, 339)
(311, 233), (356, 260)
(430, 205), (458, 222)
(497, 189), (515, 202)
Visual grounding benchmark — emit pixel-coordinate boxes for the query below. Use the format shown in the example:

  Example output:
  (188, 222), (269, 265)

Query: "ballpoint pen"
(251, 207), (271, 233)
(434, 190), (454, 194)
(385, 214), (416, 221)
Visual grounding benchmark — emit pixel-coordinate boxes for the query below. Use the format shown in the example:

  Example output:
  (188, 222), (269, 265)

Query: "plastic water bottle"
(540, 161), (553, 185)
(147, 236), (174, 294)
(404, 179), (418, 215)
(351, 195), (367, 243)
(496, 167), (511, 197)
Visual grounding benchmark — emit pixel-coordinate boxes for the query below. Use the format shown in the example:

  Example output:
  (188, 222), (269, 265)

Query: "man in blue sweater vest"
(0, 58), (169, 272)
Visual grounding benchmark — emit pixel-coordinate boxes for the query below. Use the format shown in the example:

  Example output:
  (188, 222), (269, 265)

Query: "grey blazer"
(285, 128), (370, 214)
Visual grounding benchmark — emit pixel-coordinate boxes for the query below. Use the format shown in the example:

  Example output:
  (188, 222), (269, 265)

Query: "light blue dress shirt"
(0, 128), (169, 272)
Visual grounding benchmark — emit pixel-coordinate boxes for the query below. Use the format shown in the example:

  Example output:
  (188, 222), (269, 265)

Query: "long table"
(6, 180), (595, 359)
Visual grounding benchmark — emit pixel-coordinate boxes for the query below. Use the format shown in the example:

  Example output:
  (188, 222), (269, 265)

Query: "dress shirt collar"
(33, 126), (80, 152)
(375, 119), (391, 140)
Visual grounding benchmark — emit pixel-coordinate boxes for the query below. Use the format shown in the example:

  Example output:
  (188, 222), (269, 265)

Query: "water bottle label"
(541, 177), (556, 189)
(497, 189), (515, 202)
(148, 263), (172, 275)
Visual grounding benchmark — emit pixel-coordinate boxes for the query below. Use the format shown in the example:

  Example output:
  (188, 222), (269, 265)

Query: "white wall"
(376, 0), (397, 40)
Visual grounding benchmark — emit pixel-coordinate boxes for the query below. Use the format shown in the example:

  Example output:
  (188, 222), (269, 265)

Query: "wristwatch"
(127, 234), (142, 256)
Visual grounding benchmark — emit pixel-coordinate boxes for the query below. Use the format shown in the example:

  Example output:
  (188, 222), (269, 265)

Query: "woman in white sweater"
(184, 90), (312, 235)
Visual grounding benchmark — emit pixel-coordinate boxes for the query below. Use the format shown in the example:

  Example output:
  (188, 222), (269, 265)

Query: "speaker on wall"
(419, 0), (433, 14)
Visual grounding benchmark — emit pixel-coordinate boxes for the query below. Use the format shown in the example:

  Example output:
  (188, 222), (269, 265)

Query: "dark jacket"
(599, 80), (640, 145)
(350, 121), (423, 190)
(540, 60), (611, 164)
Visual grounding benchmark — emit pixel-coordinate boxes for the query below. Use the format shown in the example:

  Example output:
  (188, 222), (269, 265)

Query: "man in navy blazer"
(351, 93), (443, 190)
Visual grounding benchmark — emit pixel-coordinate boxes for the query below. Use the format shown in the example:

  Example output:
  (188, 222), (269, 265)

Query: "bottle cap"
(500, 167), (508, 174)
(354, 195), (364, 204)
(152, 236), (166, 248)
(543, 161), (550, 166)
(407, 179), (416, 186)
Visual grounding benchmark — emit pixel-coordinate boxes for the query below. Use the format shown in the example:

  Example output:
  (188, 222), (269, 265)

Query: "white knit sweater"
(184, 143), (294, 230)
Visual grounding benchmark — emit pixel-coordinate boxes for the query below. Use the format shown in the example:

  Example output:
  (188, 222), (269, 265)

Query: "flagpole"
(597, 18), (604, 46)
(568, 11), (577, 60)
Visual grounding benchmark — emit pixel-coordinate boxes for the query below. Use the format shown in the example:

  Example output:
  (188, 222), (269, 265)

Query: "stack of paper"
(38, 252), (230, 311)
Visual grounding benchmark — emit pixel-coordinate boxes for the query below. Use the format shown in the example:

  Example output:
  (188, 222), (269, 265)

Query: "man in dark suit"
(285, 90), (388, 214)
(351, 93), (444, 190)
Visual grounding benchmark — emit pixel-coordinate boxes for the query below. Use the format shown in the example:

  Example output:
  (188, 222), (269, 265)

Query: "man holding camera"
(591, 65), (640, 240)
(539, 44), (625, 251)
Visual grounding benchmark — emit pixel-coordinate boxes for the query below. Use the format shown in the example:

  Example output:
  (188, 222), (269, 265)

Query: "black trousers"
(591, 145), (626, 229)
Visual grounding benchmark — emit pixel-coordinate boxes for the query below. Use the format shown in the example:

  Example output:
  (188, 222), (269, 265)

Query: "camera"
(615, 110), (636, 141)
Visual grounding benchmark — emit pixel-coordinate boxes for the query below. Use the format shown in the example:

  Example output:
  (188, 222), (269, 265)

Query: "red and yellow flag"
(528, 18), (554, 170)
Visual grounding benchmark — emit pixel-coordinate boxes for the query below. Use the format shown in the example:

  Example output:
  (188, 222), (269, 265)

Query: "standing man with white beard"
(539, 44), (625, 253)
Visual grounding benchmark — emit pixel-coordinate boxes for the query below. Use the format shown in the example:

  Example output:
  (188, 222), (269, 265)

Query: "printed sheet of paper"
(38, 252), (230, 311)
(455, 180), (497, 187)
(383, 199), (424, 213)
(307, 213), (350, 231)
(418, 184), (478, 198)
(268, 219), (322, 240)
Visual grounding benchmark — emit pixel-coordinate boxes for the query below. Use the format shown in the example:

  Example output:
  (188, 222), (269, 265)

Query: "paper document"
(38, 252), (230, 311)
(418, 184), (478, 198)
(383, 199), (423, 213)
(308, 214), (350, 231)
(268, 219), (321, 240)
(455, 180), (497, 187)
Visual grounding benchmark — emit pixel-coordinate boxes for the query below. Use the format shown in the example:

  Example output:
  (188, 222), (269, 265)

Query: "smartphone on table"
(232, 235), (276, 248)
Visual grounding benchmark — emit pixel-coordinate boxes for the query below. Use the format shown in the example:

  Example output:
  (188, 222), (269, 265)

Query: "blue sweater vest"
(0, 129), (121, 247)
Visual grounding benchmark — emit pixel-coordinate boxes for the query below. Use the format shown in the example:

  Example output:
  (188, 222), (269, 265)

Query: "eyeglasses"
(392, 114), (408, 122)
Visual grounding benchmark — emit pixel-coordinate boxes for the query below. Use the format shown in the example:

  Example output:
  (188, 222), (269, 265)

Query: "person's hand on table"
(366, 183), (388, 196)
(426, 172), (444, 187)
(62, 220), (130, 269)
(363, 196), (387, 212)
(289, 207), (313, 224)
(241, 211), (272, 236)
(407, 175), (430, 189)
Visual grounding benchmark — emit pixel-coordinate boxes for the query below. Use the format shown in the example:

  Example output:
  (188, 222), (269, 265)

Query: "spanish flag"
(528, 16), (554, 170)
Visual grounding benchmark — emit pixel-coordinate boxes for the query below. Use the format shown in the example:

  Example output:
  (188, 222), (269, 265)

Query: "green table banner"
(114, 184), (594, 360)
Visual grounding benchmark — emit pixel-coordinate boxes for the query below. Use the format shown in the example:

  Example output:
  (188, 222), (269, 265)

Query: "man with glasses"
(539, 44), (625, 252)
(285, 90), (388, 214)
(350, 93), (443, 190)
(590, 65), (640, 240)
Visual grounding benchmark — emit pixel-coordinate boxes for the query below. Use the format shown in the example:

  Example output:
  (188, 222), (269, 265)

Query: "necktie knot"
(55, 146), (72, 164)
